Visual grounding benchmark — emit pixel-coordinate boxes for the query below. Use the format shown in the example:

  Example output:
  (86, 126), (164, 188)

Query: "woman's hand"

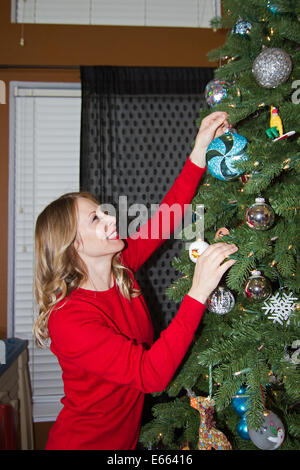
(188, 242), (238, 305)
(189, 111), (231, 168)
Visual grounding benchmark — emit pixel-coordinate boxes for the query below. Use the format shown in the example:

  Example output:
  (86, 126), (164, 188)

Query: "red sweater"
(46, 157), (206, 450)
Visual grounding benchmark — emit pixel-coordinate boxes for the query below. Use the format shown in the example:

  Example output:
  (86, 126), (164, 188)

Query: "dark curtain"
(80, 66), (213, 334)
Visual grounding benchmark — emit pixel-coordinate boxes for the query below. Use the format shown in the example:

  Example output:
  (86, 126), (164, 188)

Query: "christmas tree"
(140, 0), (300, 450)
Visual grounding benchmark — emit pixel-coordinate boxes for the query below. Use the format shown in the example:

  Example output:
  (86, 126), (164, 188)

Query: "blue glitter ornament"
(206, 130), (248, 181)
(237, 416), (250, 440)
(204, 79), (231, 107)
(232, 20), (252, 36)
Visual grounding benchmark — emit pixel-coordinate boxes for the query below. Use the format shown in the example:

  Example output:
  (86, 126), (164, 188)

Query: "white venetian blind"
(12, 0), (221, 28)
(10, 82), (81, 422)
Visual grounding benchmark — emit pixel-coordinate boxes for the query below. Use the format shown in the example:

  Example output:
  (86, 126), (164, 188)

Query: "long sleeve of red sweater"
(50, 294), (206, 395)
(121, 157), (206, 272)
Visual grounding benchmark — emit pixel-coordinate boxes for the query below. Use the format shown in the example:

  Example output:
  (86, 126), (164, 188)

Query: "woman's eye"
(92, 215), (99, 222)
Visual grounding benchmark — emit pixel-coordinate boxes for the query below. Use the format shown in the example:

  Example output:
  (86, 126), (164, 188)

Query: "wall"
(0, 0), (226, 448)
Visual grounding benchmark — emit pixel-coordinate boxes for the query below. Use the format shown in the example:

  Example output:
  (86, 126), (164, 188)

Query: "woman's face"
(74, 197), (124, 258)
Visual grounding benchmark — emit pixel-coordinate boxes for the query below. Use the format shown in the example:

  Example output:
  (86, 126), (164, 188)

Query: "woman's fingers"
(205, 114), (229, 131)
(197, 243), (238, 274)
(188, 242), (238, 304)
(204, 111), (228, 121)
(218, 258), (237, 276)
(200, 112), (228, 130)
(216, 121), (231, 137)
(201, 242), (238, 262)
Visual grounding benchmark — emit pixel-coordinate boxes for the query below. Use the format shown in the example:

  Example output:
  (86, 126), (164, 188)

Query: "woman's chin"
(112, 238), (125, 248)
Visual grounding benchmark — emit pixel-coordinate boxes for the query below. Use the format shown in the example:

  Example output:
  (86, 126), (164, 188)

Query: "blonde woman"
(33, 111), (238, 450)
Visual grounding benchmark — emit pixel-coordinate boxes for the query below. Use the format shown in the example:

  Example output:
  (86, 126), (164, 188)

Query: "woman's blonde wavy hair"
(33, 191), (141, 348)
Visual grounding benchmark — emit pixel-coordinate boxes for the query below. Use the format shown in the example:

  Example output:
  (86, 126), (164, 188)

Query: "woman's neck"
(79, 262), (114, 291)
(80, 270), (114, 291)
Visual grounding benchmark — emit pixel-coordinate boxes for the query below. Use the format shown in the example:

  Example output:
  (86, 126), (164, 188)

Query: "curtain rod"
(0, 65), (80, 70)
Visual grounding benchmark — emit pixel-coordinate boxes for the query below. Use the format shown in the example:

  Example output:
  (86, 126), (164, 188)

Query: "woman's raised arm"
(121, 112), (230, 272)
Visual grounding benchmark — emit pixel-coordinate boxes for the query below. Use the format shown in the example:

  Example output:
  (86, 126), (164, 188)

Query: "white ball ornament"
(248, 410), (285, 450)
(189, 239), (209, 263)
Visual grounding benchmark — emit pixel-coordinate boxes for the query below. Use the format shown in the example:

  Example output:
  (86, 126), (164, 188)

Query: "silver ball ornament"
(252, 47), (292, 89)
(207, 286), (235, 315)
(248, 410), (285, 450)
(244, 270), (272, 302)
(245, 198), (275, 231)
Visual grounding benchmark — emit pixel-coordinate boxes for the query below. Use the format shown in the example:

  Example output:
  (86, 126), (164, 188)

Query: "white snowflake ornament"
(262, 290), (298, 326)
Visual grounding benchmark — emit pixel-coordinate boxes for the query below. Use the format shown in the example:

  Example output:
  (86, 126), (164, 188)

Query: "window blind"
(9, 83), (81, 422)
(12, 0), (221, 28)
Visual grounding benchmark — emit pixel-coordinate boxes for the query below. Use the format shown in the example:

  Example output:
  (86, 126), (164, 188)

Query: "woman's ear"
(73, 234), (81, 252)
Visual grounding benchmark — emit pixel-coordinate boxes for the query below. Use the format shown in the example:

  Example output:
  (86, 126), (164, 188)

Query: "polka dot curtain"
(80, 66), (213, 333)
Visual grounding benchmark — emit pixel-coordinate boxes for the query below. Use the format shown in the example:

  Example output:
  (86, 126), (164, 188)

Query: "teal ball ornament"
(232, 386), (248, 416)
(267, 0), (284, 14)
(232, 386), (250, 440)
(266, 0), (294, 14)
(206, 130), (248, 181)
(237, 416), (250, 440)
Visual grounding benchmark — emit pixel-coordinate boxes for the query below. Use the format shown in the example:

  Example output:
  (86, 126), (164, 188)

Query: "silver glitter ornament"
(232, 20), (252, 37)
(244, 270), (272, 302)
(252, 47), (292, 89)
(207, 286), (235, 315)
(245, 197), (275, 231)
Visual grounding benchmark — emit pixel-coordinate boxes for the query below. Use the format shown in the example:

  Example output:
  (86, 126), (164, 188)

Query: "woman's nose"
(105, 213), (116, 224)
(96, 206), (116, 223)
